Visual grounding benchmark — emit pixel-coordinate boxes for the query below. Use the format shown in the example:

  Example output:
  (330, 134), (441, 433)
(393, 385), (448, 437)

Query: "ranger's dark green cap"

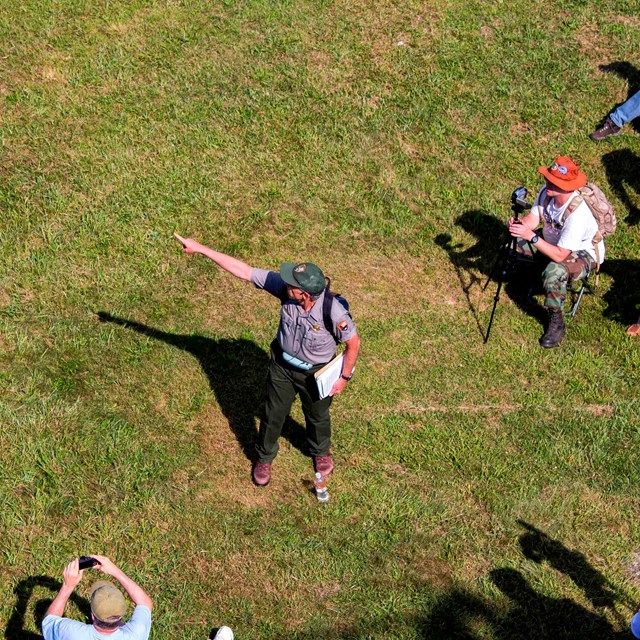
(279, 262), (325, 295)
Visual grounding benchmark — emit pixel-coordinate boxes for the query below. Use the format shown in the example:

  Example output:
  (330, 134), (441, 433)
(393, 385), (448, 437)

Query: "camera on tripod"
(511, 187), (531, 212)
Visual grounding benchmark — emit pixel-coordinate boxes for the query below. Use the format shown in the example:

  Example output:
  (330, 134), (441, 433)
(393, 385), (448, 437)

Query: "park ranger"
(174, 234), (360, 486)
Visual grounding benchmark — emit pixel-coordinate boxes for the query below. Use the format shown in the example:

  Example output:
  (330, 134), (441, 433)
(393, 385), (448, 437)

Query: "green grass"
(1, 0), (640, 638)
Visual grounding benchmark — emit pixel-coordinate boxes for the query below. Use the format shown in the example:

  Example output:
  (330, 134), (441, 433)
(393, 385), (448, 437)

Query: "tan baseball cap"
(90, 580), (127, 623)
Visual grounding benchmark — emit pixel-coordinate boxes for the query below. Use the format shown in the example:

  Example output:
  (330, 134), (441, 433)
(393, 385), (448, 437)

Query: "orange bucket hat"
(538, 156), (587, 191)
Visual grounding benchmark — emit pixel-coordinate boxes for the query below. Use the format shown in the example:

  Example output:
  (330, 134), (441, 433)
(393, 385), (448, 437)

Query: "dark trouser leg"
(297, 375), (333, 457)
(256, 360), (296, 463)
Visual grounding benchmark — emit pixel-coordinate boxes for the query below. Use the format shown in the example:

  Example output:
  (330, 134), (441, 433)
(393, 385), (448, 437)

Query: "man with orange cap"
(42, 555), (152, 640)
(508, 156), (604, 348)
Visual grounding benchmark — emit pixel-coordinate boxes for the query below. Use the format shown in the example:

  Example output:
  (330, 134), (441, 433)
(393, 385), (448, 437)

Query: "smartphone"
(78, 556), (99, 570)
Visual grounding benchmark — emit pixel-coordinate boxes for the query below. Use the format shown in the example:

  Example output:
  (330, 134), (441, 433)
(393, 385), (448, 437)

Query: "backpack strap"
(562, 192), (583, 224)
(541, 188), (583, 226)
(322, 289), (350, 344)
(323, 290), (338, 342)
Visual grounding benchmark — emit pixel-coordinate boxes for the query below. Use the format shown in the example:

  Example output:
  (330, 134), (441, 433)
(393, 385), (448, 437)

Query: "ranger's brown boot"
(539, 308), (566, 348)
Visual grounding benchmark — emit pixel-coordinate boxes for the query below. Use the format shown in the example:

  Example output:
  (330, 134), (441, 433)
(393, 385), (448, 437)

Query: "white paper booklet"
(314, 354), (345, 400)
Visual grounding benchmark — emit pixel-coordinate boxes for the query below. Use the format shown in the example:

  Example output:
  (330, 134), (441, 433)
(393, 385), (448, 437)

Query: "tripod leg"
(484, 238), (521, 343)
(484, 279), (504, 343)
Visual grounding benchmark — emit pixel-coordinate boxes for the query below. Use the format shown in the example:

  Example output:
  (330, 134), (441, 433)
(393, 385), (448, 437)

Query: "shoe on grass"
(252, 461), (271, 486)
(313, 454), (334, 476)
(589, 116), (622, 141)
(210, 626), (234, 640)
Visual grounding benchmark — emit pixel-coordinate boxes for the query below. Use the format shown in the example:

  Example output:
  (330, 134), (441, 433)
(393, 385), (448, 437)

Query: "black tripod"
(483, 187), (533, 344)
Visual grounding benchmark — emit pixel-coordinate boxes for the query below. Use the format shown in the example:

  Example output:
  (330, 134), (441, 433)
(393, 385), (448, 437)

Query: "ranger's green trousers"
(256, 347), (333, 463)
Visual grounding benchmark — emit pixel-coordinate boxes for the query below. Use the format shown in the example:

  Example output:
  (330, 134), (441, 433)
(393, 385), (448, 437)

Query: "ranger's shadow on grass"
(4, 575), (91, 640)
(602, 149), (640, 225)
(435, 210), (546, 339)
(96, 312), (307, 461)
(599, 259), (640, 327)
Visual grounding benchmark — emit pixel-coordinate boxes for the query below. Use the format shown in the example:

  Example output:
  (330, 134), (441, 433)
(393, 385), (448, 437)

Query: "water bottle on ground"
(314, 472), (329, 502)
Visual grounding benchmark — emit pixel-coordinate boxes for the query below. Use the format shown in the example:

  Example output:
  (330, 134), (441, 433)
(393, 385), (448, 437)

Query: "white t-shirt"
(42, 606), (152, 640)
(531, 187), (605, 264)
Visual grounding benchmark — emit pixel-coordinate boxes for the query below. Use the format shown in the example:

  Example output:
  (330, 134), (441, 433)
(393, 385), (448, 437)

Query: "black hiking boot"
(539, 308), (566, 348)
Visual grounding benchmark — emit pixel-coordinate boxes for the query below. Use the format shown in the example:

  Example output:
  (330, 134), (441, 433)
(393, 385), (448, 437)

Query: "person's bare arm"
(45, 559), (84, 617)
(174, 233), (253, 281)
(89, 555), (153, 610)
(508, 219), (571, 263)
(329, 334), (360, 396)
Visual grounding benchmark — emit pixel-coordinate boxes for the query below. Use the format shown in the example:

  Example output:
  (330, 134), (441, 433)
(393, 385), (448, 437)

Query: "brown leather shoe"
(252, 461), (271, 486)
(590, 116), (622, 141)
(313, 455), (334, 476)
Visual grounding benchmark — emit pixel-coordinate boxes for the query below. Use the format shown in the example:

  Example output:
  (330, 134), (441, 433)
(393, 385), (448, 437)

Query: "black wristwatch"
(530, 234), (539, 244)
(340, 373), (353, 381)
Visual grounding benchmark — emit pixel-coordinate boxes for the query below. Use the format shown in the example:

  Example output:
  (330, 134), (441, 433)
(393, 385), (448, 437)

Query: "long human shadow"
(487, 567), (624, 640)
(96, 312), (307, 461)
(602, 149), (640, 225)
(415, 523), (631, 639)
(201, 521), (632, 639)
(518, 520), (632, 618)
(435, 210), (547, 340)
(598, 259), (640, 326)
(598, 61), (640, 135)
(418, 574), (623, 640)
(4, 575), (91, 640)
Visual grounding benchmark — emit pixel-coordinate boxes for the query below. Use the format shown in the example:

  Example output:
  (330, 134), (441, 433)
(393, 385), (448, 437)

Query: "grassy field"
(1, 0), (640, 638)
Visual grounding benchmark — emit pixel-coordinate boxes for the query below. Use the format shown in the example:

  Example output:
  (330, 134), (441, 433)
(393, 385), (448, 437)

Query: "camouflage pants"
(516, 240), (596, 310)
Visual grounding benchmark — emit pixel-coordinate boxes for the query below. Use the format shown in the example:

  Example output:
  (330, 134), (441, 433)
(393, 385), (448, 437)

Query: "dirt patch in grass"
(610, 14), (640, 27)
(573, 21), (620, 61)
(385, 400), (614, 417)
(37, 65), (67, 84)
(0, 287), (11, 309)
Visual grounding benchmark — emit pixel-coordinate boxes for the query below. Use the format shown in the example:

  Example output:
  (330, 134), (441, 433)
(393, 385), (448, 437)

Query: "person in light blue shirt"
(41, 555), (152, 640)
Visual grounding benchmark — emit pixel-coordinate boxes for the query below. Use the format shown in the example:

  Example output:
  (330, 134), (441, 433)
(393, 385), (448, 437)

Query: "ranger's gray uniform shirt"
(251, 268), (357, 365)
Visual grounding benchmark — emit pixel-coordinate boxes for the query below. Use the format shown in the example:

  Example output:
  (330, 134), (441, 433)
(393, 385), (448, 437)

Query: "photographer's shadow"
(419, 521), (630, 640)
(488, 567), (623, 640)
(96, 312), (307, 461)
(435, 210), (547, 338)
(4, 575), (91, 640)
(517, 520), (628, 613)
